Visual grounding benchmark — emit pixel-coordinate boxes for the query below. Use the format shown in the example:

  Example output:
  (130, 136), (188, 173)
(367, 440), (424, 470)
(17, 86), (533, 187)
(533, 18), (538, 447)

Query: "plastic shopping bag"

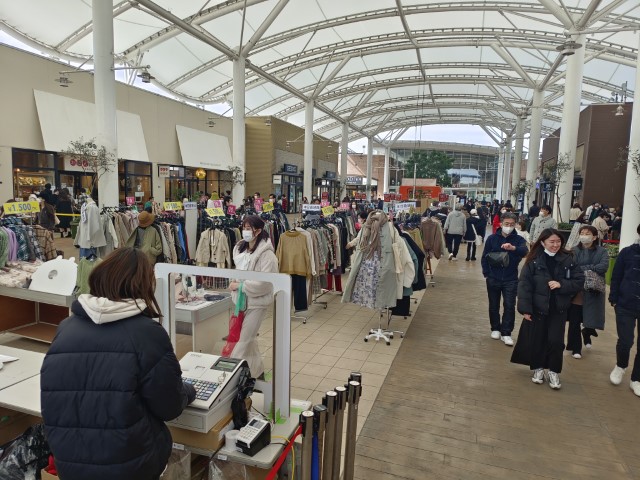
(0, 424), (51, 480)
(221, 284), (246, 357)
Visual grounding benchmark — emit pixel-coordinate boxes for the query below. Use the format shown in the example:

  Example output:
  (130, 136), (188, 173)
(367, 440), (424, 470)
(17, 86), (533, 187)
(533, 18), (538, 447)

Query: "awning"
(176, 125), (232, 171)
(33, 90), (149, 162)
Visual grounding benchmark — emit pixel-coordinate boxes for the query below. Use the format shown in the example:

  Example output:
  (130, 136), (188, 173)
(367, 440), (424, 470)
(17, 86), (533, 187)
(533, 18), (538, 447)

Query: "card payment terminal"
(167, 352), (248, 433)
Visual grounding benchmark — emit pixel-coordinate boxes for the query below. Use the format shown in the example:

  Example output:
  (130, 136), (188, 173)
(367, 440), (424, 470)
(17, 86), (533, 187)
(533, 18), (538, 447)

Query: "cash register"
(167, 352), (248, 433)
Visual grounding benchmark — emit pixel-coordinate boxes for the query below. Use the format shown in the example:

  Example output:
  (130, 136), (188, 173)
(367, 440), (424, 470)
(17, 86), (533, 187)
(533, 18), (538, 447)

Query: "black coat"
(41, 301), (193, 480)
(517, 251), (584, 316)
(609, 244), (640, 312)
(481, 229), (528, 282)
(463, 216), (484, 242)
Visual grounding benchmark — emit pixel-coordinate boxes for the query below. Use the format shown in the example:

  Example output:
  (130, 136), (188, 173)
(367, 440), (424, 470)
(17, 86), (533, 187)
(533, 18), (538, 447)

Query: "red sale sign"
(227, 205), (236, 215)
(384, 194), (390, 202)
(321, 200), (330, 207)
(126, 197), (135, 206)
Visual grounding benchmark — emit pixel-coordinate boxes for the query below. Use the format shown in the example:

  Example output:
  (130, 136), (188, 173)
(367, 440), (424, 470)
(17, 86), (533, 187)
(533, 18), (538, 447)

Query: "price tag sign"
(3, 201), (40, 215)
(320, 200), (330, 207)
(183, 202), (197, 210)
(226, 205), (236, 215)
(212, 200), (223, 209)
(262, 202), (274, 212)
(322, 206), (335, 216)
(340, 202), (350, 210)
(302, 204), (321, 212)
(206, 208), (226, 217)
(126, 197), (135, 206)
(163, 201), (182, 211)
(384, 194), (390, 202)
(254, 199), (263, 211)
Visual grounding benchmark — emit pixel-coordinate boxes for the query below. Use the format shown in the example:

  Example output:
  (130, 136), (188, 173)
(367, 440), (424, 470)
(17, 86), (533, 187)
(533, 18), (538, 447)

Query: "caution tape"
(55, 213), (81, 217)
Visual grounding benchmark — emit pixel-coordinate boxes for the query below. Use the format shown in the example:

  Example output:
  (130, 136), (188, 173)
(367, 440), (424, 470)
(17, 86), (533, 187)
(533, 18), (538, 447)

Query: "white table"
(175, 295), (232, 354)
(0, 345), (45, 391)
(0, 374), (41, 416)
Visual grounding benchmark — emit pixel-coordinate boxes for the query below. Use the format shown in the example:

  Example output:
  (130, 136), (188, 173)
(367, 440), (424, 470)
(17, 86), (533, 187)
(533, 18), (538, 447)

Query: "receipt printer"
(236, 417), (271, 457)
(167, 352), (247, 433)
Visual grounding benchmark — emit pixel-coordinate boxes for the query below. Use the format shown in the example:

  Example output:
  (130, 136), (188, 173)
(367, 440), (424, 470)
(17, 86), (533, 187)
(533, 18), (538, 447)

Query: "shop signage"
(283, 164), (298, 174)
(262, 202), (274, 212)
(340, 203), (350, 210)
(573, 177), (583, 190)
(322, 206), (335, 216)
(63, 156), (90, 172)
(383, 194), (390, 202)
(206, 207), (225, 217)
(272, 174), (282, 185)
(438, 193), (449, 202)
(542, 183), (552, 192)
(226, 205), (236, 215)
(325, 171), (336, 179)
(302, 204), (321, 212)
(3, 201), (40, 215)
(126, 197), (135, 206)
(163, 201), (183, 211)
(183, 202), (197, 210)
(254, 199), (263, 211)
(395, 202), (416, 213)
(346, 176), (363, 185)
(212, 200), (223, 208)
(158, 166), (170, 178)
(321, 192), (328, 200)
(321, 200), (330, 207)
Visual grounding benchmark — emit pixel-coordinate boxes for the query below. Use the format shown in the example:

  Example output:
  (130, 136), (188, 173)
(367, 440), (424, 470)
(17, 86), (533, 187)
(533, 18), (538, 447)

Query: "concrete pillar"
(92, 0), (118, 207)
(502, 135), (513, 202)
(512, 116), (525, 207)
(619, 34), (640, 248)
(339, 123), (348, 199)
(232, 57), (246, 202)
(496, 143), (505, 201)
(383, 147), (390, 194)
(304, 101), (314, 200)
(525, 89), (545, 213)
(366, 137), (373, 201)
(556, 35), (586, 223)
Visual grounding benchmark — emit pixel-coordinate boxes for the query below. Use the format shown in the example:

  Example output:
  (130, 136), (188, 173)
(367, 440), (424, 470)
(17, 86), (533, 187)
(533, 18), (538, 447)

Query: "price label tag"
(126, 197), (136, 206)
(254, 199), (263, 211)
(302, 204), (321, 212)
(262, 202), (274, 212)
(322, 206), (335, 216)
(183, 202), (197, 210)
(384, 194), (390, 202)
(226, 205), (236, 215)
(320, 201), (330, 207)
(163, 201), (182, 211)
(3, 201), (40, 215)
(172, 443), (185, 451)
(212, 200), (223, 209)
(339, 202), (350, 210)
(206, 208), (225, 217)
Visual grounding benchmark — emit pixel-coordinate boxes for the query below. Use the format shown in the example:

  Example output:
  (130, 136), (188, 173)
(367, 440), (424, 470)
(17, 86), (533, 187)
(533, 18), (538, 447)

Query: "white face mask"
(242, 230), (254, 242)
(544, 248), (557, 257)
(579, 235), (593, 244)
(502, 226), (514, 234)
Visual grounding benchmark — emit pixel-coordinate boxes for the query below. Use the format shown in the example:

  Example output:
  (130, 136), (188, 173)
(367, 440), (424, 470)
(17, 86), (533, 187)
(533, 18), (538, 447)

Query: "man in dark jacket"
(528, 200), (540, 220)
(481, 212), (528, 346)
(608, 223), (640, 396)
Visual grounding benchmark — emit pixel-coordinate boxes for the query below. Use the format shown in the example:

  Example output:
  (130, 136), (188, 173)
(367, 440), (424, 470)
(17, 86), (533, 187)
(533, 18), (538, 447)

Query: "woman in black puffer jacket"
(517, 228), (583, 390)
(41, 248), (196, 480)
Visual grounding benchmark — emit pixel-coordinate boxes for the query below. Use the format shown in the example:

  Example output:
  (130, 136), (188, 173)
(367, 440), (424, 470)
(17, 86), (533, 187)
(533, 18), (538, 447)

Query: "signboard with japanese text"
(226, 205), (236, 215)
(3, 201), (40, 215)
(158, 166), (170, 178)
(302, 204), (321, 212)
(262, 202), (274, 212)
(205, 207), (225, 217)
(126, 197), (135, 206)
(183, 202), (197, 210)
(339, 203), (350, 210)
(163, 201), (183, 211)
(322, 206), (335, 216)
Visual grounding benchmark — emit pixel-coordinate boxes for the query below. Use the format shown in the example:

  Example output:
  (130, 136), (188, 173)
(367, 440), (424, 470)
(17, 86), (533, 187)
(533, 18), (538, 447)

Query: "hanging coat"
(572, 244), (609, 330)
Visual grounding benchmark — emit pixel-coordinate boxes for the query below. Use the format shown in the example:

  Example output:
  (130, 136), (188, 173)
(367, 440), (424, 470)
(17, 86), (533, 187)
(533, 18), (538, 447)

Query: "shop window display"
(12, 149), (56, 200)
(119, 160), (152, 205)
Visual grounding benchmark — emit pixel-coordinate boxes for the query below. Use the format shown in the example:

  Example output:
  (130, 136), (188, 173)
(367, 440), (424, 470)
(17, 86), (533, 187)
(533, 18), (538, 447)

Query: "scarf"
(359, 210), (388, 260)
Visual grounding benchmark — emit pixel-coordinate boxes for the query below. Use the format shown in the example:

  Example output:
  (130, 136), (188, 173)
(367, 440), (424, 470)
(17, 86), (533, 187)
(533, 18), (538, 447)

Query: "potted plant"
(605, 243), (619, 286)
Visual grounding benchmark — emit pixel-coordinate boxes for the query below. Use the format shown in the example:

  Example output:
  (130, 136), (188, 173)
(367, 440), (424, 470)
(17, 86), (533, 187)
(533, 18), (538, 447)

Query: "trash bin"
(70, 217), (80, 239)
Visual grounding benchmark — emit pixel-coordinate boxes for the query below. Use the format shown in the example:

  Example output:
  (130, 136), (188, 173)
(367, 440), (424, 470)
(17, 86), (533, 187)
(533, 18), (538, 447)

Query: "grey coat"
(443, 210), (467, 236)
(529, 214), (557, 243)
(573, 244), (609, 330)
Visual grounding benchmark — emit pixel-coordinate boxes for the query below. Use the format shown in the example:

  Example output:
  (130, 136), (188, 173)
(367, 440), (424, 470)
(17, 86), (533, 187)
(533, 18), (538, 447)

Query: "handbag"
(471, 224), (482, 246)
(221, 284), (247, 357)
(584, 269), (606, 293)
(485, 251), (509, 268)
(511, 318), (533, 366)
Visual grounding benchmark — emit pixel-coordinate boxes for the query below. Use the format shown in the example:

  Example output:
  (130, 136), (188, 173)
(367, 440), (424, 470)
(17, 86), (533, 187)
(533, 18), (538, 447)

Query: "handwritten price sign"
(322, 206), (335, 216)
(262, 202), (274, 212)
(3, 201), (40, 215)
(206, 208), (225, 217)
(163, 201), (183, 211)
(226, 205), (236, 215)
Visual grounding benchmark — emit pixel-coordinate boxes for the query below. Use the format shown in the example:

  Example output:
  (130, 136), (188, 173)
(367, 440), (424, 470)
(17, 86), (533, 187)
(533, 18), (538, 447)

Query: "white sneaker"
(572, 353), (582, 359)
(452, 257), (458, 261)
(610, 366), (626, 385)
(585, 343), (592, 349)
(548, 371), (561, 390)
(448, 253), (453, 261)
(491, 330), (501, 340)
(501, 335), (514, 346)
(531, 369), (544, 384)
(631, 381), (640, 397)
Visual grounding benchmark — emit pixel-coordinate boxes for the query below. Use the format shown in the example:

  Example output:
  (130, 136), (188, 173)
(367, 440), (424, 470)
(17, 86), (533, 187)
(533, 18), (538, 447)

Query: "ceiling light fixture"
(556, 40), (582, 56)
(206, 116), (216, 128)
(137, 70), (155, 84)
(265, 118), (272, 126)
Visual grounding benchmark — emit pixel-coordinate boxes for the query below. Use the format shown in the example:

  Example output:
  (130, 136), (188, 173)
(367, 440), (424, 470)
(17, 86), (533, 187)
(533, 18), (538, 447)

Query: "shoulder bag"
(584, 269), (606, 293)
(471, 224), (482, 246)
(485, 251), (509, 268)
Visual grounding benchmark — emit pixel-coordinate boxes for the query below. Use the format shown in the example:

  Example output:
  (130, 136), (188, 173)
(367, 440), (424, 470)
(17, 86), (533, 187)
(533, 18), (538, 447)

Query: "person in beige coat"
(228, 215), (279, 378)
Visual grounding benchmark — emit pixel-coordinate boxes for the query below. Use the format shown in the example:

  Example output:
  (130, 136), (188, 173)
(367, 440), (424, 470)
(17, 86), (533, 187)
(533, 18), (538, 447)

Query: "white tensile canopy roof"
(1, 0), (638, 143)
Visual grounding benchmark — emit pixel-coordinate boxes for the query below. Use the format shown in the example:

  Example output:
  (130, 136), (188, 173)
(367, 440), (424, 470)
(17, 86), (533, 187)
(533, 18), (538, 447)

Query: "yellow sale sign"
(3, 201), (40, 215)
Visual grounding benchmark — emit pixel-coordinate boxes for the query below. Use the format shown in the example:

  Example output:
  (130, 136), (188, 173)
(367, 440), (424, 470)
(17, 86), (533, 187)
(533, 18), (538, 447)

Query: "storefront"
(345, 175), (378, 199)
(119, 160), (153, 206)
(160, 165), (229, 202)
(273, 164), (303, 213)
(315, 171), (340, 202)
(57, 155), (95, 198)
(12, 148), (57, 200)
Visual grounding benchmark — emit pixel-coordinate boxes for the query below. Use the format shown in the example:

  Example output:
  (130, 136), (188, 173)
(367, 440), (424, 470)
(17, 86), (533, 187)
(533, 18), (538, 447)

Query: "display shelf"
(9, 324), (58, 343)
(0, 286), (75, 307)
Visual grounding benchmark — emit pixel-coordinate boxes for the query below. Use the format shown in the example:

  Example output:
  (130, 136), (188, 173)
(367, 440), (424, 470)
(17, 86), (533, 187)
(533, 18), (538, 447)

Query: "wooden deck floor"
(355, 254), (640, 480)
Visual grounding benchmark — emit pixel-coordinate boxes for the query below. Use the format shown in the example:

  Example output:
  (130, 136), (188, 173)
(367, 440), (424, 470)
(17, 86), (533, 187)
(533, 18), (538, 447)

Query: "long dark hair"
(58, 188), (72, 202)
(88, 247), (162, 318)
(238, 215), (270, 254)
(525, 228), (570, 264)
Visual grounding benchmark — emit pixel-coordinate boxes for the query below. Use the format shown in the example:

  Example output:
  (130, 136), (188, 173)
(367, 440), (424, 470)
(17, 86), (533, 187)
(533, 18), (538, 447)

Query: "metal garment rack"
(364, 307), (405, 345)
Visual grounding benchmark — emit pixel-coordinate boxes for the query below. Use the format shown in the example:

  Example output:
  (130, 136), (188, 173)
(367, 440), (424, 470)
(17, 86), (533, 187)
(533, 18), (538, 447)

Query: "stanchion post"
(331, 386), (347, 480)
(343, 379), (362, 480)
(314, 404), (327, 480)
(322, 391), (337, 480)
(300, 410), (315, 480)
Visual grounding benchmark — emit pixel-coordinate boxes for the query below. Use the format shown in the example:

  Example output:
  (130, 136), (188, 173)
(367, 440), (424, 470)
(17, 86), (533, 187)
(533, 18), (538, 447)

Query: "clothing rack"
(364, 307), (405, 345)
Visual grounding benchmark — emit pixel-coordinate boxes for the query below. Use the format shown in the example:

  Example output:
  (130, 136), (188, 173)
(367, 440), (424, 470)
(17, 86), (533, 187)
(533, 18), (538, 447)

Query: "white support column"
(304, 101), (314, 201)
(511, 116), (525, 206)
(619, 34), (640, 248)
(366, 137), (373, 201)
(383, 147), (390, 194)
(525, 88), (545, 213)
(556, 35), (586, 223)
(339, 123), (348, 199)
(496, 143), (505, 201)
(92, 0), (118, 207)
(502, 135), (513, 202)
(232, 57), (246, 202)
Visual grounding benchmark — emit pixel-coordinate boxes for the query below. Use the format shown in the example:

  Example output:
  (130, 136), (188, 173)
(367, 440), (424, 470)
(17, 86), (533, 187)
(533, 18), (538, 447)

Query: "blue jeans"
(80, 247), (97, 259)
(486, 278), (518, 335)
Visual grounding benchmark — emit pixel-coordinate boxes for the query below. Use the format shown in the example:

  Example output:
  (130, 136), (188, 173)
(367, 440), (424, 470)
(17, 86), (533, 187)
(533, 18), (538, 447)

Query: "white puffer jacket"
(231, 239), (279, 309)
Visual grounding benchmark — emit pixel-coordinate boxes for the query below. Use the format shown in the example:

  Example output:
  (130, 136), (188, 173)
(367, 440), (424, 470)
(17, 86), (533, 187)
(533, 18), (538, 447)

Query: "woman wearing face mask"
(517, 228), (583, 389)
(566, 226), (609, 358)
(529, 205), (557, 243)
(228, 215), (279, 378)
